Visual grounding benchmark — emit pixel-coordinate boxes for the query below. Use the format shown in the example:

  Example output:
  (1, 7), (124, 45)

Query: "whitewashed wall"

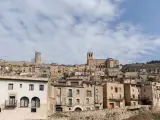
(0, 79), (48, 120)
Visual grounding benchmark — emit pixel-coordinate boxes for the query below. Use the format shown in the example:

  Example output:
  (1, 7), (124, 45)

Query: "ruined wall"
(51, 105), (151, 120)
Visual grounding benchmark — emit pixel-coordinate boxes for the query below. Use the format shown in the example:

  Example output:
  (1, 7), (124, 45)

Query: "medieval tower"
(35, 51), (41, 64)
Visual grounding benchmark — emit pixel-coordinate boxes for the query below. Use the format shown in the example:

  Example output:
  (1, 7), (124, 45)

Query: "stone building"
(87, 52), (119, 70)
(52, 78), (103, 112)
(103, 82), (125, 109)
(106, 67), (122, 78)
(141, 82), (160, 106)
(124, 83), (141, 106)
(122, 63), (160, 74)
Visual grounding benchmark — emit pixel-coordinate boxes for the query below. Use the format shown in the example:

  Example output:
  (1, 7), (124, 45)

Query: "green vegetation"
(147, 60), (160, 64)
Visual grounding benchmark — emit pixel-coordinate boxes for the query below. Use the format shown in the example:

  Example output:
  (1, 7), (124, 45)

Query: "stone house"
(103, 82), (125, 109)
(124, 83), (141, 106)
(141, 82), (160, 106)
(52, 78), (103, 112)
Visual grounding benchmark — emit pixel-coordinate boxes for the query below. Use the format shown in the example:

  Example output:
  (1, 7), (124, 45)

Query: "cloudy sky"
(0, 0), (160, 64)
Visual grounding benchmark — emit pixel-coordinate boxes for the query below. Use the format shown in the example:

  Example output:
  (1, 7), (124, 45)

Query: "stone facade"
(124, 83), (141, 106)
(87, 52), (119, 69)
(103, 82), (125, 109)
(141, 82), (160, 106)
(52, 78), (103, 112)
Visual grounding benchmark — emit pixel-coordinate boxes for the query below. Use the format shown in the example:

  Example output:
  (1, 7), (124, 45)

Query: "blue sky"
(0, 0), (160, 64)
(120, 0), (160, 36)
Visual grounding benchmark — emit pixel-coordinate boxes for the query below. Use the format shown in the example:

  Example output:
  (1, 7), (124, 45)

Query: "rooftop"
(0, 75), (48, 82)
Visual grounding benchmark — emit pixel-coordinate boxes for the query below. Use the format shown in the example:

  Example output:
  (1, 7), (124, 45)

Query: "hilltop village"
(0, 51), (160, 120)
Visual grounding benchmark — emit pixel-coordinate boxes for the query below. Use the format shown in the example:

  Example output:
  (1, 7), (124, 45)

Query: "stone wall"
(50, 105), (151, 120)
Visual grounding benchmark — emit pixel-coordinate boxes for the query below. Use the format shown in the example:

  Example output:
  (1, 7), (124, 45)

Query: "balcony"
(109, 98), (123, 102)
(5, 100), (17, 107)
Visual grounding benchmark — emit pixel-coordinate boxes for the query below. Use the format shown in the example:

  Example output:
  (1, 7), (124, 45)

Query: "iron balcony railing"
(5, 100), (17, 107)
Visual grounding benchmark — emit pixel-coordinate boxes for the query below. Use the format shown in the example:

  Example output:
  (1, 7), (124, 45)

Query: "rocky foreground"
(50, 106), (153, 120)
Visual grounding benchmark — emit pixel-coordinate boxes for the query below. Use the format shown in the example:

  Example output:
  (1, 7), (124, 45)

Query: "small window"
(86, 98), (89, 104)
(144, 89), (146, 92)
(119, 88), (121, 92)
(77, 99), (80, 104)
(115, 87), (118, 93)
(96, 89), (98, 93)
(8, 84), (13, 90)
(132, 89), (134, 92)
(31, 108), (36, 112)
(20, 84), (22, 88)
(39, 85), (44, 91)
(76, 89), (80, 95)
(111, 86), (113, 90)
(86, 90), (92, 97)
(132, 94), (135, 98)
(29, 84), (34, 91)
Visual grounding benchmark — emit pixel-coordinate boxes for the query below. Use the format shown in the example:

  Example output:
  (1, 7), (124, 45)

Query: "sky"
(0, 0), (160, 65)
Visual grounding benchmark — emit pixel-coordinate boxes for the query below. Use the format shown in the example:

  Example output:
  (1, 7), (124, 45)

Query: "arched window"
(20, 97), (29, 107)
(31, 97), (40, 107)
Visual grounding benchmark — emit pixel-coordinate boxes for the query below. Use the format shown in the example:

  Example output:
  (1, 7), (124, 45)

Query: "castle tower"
(87, 52), (93, 65)
(35, 51), (41, 64)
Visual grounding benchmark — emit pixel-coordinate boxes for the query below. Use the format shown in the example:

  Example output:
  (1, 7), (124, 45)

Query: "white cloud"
(0, 0), (160, 64)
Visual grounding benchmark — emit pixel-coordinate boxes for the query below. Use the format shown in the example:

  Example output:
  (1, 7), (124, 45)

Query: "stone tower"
(87, 52), (93, 64)
(35, 51), (41, 64)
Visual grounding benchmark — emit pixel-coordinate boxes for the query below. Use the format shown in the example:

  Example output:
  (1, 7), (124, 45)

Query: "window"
(31, 108), (36, 112)
(86, 98), (89, 104)
(20, 97), (29, 107)
(68, 99), (72, 106)
(29, 68), (32, 72)
(132, 89), (134, 92)
(86, 90), (92, 97)
(77, 99), (80, 104)
(68, 89), (72, 97)
(144, 89), (146, 92)
(31, 97), (40, 107)
(96, 89), (98, 93)
(29, 84), (34, 91)
(115, 87), (118, 93)
(8, 84), (13, 90)
(39, 85), (44, 91)
(57, 88), (61, 96)
(120, 94), (122, 99)
(132, 94), (135, 98)
(76, 89), (80, 95)
(119, 88), (121, 92)
(111, 86), (113, 90)
(20, 84), (22, 88)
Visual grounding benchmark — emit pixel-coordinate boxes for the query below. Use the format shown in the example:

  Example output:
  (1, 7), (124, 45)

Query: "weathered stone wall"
(50, 105), (151, 120)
